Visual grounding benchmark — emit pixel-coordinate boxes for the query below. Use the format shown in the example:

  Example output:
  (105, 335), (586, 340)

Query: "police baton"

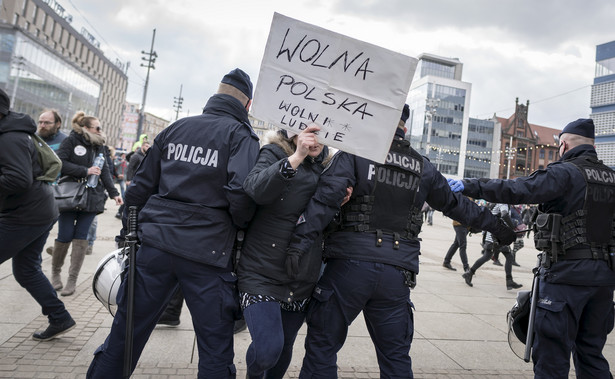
(524, 254), (541, 362)
(123, 206), (138, 378)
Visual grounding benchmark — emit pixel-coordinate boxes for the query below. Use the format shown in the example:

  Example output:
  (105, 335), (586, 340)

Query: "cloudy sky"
(62, 0), (615, 130)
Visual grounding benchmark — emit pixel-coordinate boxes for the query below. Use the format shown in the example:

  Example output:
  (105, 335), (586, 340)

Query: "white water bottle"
(87, 153), (105, 188)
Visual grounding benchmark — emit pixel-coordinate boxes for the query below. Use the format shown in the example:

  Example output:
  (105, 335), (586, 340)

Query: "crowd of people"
(0, 67), (613, 379)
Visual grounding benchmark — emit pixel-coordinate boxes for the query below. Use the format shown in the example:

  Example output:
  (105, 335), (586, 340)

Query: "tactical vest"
(341, 139), (423, 248)
(534, 156), (615, 261)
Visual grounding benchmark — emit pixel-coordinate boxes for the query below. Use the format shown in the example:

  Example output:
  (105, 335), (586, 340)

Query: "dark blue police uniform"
(288, 118), (515, 378)
(87, 85), (260, 378)
(453, 119), (615, 378)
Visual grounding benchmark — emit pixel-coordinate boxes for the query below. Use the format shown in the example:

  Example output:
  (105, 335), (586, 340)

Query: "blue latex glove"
(447, 178), (465, 193)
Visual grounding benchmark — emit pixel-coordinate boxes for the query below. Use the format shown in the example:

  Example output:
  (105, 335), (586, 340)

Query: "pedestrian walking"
(51, 112), (122, 296)
(0, 88), (75, 341)
(461, 203), (523, 290)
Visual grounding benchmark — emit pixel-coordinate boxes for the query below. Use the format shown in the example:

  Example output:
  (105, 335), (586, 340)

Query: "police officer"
(286, 105), (517, 378)
(87, 68), (260, 378)
(448, 118), (615, 378)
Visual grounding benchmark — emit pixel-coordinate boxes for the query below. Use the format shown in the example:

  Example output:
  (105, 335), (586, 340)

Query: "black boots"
(442, 262), (457, 271)
(462, 271), (474, 287)
(506, 279), (523, 290)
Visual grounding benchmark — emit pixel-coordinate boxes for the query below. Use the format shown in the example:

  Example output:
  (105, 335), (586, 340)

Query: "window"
(548, 150), (554, 160)
(539, 149), (545, 159)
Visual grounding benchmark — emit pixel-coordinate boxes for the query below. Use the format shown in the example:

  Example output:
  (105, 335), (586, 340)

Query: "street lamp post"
(425, 97), (440, 158)
(506, 135), (515, 179)
(136, 29), (157, 140)
(173, 84), (183, 121)
(10, 56), (25, 108)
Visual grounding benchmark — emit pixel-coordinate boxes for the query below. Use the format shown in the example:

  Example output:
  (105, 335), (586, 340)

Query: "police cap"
(221, 68), (253, 100)
(559, 118), (594, 139)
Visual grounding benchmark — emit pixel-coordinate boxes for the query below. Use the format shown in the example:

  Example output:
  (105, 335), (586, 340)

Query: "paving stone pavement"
(0, 198), (611, 378)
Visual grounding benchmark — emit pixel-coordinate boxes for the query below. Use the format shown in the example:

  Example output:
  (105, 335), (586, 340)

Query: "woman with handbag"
(50, 111), (122, 296)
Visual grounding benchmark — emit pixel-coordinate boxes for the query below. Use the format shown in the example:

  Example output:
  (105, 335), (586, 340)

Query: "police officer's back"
(87, 68), (260, 379)
(449, 118), (615, 378)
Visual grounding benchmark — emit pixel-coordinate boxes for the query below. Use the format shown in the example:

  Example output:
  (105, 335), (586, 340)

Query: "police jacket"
(238, 133), (331, 303)
(56, 126), (119, 214)
(124, 94), (260, 268)
(0, 112), (57, 225)
(288, 134), (504, 274)
(460, 144), (615, 286)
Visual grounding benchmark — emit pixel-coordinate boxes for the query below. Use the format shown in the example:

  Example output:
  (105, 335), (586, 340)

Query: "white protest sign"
(252, 13), (417, 163)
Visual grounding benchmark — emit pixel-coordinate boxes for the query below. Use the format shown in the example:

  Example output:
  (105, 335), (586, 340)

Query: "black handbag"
(53, 176), (89, 212)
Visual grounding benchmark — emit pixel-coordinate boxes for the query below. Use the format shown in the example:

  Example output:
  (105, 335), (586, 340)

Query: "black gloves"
(492, 218), (517, 246)
(285, 248), (304, 279)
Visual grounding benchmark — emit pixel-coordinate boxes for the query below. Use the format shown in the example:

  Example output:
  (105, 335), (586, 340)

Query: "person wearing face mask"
(51, 112), (122, 297)
(237, 126), (334, 379)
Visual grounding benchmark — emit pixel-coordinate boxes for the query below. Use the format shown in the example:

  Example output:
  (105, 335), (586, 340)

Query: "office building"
(592, 40), (615, 168)
(0, 0), (127, 148)
(406, 53), (501, 178)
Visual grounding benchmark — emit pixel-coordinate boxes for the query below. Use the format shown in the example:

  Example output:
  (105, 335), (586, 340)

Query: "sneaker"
(46, 246), (53, 256)
(462, 271), (473, 287)
(492, 259), (503, 266)
(32, 318), (76, 341)
(115, 212), (122, 219)
(442, 262), (457, 271)
(233, 318), (247, 334)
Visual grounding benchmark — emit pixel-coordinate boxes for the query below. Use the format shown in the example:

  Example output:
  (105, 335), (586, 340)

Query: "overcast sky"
(63, 0), (615, 130)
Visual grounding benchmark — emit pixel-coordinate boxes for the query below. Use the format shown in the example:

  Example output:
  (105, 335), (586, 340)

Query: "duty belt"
(557, 248), (610, 261)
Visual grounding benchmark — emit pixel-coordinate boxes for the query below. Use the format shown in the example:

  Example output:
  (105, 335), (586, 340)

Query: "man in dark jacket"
(286, 105), (516, 378)
(0, 88), (75, 341)
(87, 69), (260, 379)
(448, 118), (615, 378)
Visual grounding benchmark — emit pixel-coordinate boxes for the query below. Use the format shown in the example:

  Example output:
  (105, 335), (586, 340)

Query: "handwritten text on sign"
(252, 13), (417, 163)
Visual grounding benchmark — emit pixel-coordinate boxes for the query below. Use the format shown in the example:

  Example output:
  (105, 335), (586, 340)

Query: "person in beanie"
(0, 88), (76, 341)
(286, 104), (516, 378)
(448, 118), (615, 378)
(87, 68), (260, 379)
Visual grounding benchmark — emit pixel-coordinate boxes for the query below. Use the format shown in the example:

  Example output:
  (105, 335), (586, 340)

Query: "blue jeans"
(244, 301), (305, 379)
(87, 216), (98, 246)
(300, 259), (414, 378)
(0, 221), (71, 324)
(87, 244), (239, 379)
(57, 211), (96, 242)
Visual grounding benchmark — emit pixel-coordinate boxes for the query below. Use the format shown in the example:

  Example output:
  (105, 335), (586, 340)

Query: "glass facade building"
(0, 0), (127, 147)
(592, 40), (615, 168)
(0, 27), (100, 128)
(407, 53), (498, 178)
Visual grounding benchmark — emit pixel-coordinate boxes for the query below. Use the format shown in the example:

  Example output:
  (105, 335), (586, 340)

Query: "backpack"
(29, 133), (62, 182)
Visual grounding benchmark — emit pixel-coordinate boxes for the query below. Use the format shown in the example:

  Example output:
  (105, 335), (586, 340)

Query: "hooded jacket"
(0, 112), (57, 224)
(237, 132), (331, 303)
(56, 122), (119, 213)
